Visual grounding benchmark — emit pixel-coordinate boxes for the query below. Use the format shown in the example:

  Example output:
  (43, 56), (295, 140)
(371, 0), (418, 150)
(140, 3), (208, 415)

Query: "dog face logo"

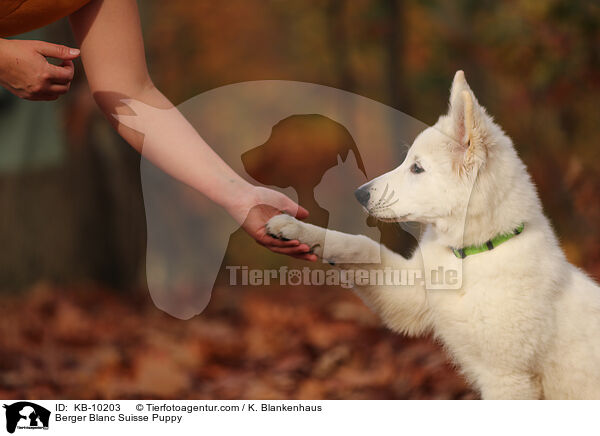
(131, 80), (429, 319)
(3, 402), (50, 434)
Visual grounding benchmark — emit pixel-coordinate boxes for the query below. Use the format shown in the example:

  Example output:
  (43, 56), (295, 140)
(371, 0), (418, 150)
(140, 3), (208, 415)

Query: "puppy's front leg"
(266, 214), (431, 336)
(266, 214), (378, 266)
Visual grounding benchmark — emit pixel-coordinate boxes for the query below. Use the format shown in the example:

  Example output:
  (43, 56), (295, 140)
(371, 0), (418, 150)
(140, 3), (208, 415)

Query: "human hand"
(228, 186), (317, 261)
(0, 39), (80, 101)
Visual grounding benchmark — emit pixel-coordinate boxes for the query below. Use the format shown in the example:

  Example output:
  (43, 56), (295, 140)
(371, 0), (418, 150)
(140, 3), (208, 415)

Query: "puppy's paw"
(266, 215), (327, 258)
(266, 214), (304, 241)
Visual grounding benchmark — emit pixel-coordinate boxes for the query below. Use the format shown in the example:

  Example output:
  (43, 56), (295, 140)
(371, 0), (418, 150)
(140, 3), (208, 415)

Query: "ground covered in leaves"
(0, 283), (476, 400)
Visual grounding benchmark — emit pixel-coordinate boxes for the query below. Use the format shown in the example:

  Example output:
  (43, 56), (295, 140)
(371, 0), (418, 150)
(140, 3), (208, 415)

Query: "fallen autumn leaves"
(0, 283), (476, 400)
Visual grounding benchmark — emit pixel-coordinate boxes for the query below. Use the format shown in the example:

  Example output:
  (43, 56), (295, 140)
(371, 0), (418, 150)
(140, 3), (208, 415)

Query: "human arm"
(69, 0), (315, 260)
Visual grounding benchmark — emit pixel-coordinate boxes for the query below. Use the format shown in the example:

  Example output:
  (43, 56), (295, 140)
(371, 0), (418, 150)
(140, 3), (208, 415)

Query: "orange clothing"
(0, 0), (91, 37)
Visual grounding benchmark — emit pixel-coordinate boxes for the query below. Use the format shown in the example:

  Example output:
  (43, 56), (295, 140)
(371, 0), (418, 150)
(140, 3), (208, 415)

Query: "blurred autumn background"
(1, 0), (599, 400)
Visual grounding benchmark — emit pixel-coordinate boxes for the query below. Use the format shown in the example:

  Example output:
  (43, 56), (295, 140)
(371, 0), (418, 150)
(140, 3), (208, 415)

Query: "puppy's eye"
(410, 162), (425, 174)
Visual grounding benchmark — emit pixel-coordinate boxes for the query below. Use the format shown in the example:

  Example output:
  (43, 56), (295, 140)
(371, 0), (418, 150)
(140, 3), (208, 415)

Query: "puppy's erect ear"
(448, 70), (489, 167)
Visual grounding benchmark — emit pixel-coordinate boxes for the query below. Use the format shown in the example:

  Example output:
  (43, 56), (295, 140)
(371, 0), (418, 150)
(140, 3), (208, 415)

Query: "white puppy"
(266, 71), (600, 399)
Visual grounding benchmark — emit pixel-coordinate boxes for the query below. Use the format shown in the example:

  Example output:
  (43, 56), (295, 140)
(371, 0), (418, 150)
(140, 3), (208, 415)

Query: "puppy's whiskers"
(383, 197), (399, 208)
(374, 183), (389, 209)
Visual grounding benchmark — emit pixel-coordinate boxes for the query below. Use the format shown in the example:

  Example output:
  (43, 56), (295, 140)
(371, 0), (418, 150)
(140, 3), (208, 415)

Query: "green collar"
(451, 223), (525, 259)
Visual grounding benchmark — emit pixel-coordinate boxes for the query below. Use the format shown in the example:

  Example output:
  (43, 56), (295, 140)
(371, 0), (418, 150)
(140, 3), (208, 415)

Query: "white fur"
(266, 71), (600, 399)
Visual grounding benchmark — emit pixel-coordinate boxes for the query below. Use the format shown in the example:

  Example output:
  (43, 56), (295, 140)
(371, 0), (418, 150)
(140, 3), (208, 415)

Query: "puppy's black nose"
(354, 188), (370, 206)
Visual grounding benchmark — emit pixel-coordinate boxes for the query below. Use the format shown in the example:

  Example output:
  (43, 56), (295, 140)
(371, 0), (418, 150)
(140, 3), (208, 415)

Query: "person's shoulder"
(0, 0), (92, 38)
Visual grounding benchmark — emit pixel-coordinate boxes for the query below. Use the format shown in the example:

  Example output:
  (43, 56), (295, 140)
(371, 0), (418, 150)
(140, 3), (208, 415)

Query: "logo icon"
(3, 402), (50, 434)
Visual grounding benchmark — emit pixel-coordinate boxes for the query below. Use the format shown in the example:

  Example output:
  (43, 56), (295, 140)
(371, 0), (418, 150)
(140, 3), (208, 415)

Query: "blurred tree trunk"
(384, 0), (410, 111)
(326, 0), (354, 92)
(0, 22), (146, 293)
(0, 100), (146, 292)
(379, 0), (418, 256)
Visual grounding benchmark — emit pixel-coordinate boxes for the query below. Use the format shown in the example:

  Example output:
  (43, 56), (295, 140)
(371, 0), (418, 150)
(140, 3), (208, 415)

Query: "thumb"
(294, 205), (309, 220)
(277, 195), (309, 220)
(35, 41), (80, 60)
(253, 187), (309, 219)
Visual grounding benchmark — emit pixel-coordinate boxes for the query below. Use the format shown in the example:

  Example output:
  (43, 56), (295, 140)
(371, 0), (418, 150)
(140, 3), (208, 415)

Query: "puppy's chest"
(427, 286), (499, 352)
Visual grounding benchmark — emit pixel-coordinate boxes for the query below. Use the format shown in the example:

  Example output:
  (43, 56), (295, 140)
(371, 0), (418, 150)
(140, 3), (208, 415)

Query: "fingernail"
(70, 48), (80, 56)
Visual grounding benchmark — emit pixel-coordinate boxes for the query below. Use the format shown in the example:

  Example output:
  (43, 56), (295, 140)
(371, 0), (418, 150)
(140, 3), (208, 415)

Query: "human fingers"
(35, 41), (80, 60)
(260, 233), (303, 247)
(263, 245), (318, 261)
(47, 60), (75, 84)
